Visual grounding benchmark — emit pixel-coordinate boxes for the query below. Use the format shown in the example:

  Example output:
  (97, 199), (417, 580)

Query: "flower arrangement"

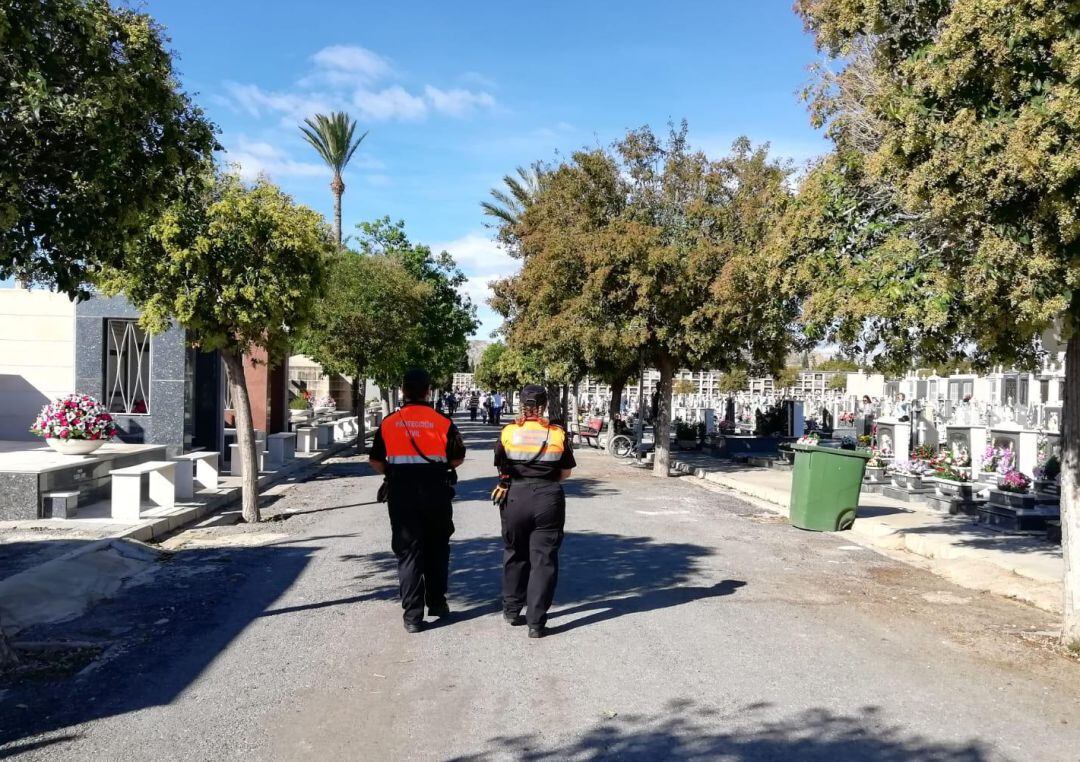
(313, 394), (336, 409)
(910, 443), (937, 462)
(857, 434), (871, 447)
(797, 431), (822, 445)
(997, 469), (1031, 494)
(31, 394), (118, 441)
(866, 448), (888, 468)
(289, 396), (311, 411)
(932, 449), (970, 482)
(839, 411), (855, 425)
(893, 459), (934, 477)
(1035, 455), (1061, 482)
(981, 444), (1014, 474)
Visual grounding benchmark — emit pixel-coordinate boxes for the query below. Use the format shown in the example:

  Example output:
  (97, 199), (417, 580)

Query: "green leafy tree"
(297, 252), (429, 451)
(98, 173), (331, 523)
(818, 357), (860, 372)
(774, 367), (802, 392)
(717, 369), (749, 396)
(354, 218), (478, 388)
(495, 126), (796, 475)
(673, 379), (697, 396)
(0, 0), (218, 296)
(795, 0), (1080, 640)
(827, 374), (848, 392)
(300, 112), (368, 247)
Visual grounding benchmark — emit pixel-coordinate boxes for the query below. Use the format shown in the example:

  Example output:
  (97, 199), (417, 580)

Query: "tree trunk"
(0, 619), (17, 669)
(1062, 332), (1080, 643)
(332, 173), (344, 247)
(354, 368), (367, 455)
(546, 383), (562, 423)
(561, 384), (571, 428)
(653, 354), (675, 478)
(222, 350), (261, 523)
(380, 385), (392, 417)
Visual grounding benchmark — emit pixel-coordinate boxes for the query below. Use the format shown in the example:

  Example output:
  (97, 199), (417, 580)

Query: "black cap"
(521, 384), (547, 407)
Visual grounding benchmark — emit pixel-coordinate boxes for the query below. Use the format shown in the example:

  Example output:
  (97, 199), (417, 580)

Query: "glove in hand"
(490, 479), (510, 508)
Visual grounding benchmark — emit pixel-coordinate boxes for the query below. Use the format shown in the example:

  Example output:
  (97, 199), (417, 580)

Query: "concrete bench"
(333, 416), (358, 442)
(296, 426), (318, 454)
(172, 451), (220, 497)
(315, 422), (335, 449)
(44, 490), (79, 519)
(110, 461), (176, 522)
(266, 432), (296, 466)
(228, 444), (269, 475)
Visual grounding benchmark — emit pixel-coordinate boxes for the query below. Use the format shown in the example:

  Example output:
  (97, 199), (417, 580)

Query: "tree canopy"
(354, 218), (477, 386)
(0, 0), (218, 297)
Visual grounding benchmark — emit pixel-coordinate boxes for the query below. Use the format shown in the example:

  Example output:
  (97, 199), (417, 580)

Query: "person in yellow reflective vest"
(492, 384), (576, 638)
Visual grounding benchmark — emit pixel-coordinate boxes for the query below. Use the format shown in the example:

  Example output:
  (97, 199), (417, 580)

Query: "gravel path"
(2, 418), (1079, 761)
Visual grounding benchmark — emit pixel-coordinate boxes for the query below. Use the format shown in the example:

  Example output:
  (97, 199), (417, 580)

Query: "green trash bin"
(789, 443), (871, 531)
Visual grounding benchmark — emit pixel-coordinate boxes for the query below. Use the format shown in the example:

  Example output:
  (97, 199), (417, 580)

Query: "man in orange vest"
(492, 384), (576, 638)
(370, 368), (466, 633)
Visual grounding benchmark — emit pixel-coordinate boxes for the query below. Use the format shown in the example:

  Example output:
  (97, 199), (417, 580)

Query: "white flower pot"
(46, 438), (105, 456)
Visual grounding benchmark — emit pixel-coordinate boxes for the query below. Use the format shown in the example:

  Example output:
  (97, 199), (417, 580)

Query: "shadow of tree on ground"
(450, 699), (991, 761)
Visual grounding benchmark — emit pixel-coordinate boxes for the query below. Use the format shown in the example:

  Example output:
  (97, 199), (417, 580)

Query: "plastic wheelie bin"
(789, 443), (871, 531)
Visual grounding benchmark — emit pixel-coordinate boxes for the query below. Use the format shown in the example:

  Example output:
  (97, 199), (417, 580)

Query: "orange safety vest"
(499, 418), (567, 464)
(380, 405), (452, 465)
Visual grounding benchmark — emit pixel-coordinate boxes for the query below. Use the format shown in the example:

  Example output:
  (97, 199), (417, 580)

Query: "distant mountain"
(467, 340), (490, 370)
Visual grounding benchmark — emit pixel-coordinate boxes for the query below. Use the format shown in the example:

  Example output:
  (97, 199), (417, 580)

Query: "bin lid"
(791, 443), (872, 460)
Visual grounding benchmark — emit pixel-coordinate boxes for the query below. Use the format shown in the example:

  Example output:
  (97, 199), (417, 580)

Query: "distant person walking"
(492, 385), (576, 639)
(491, 391), (505, 426)
(480, 392), (491, 424)
(468, 390), (480, 421)
(369, 369), (466, 633)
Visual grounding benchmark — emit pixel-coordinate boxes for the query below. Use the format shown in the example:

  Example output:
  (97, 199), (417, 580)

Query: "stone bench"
(295, 426), (318, 454)
(228, 444), (270, 476)
(171, 451), (220, 498)
(333, 416), (359, 442)
(110, 461), (176, 522)
(315, 422), (335, 449)
(267, 432), (296, 466)
(44, 490), (80, 519)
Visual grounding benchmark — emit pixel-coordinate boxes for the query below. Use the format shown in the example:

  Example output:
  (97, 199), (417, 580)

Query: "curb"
(671, 456), (1064, 615)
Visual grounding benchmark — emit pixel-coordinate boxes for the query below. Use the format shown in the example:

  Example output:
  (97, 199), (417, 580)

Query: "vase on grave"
(45, 438), (105, 456)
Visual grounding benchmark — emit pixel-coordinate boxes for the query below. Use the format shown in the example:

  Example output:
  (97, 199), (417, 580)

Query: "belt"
(512, 476), (556, 484)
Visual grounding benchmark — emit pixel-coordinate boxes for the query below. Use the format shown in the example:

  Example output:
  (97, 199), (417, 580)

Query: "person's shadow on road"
(545, 580), (746, 635)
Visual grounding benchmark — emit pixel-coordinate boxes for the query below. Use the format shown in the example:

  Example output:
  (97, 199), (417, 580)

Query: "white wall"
(0, 286), (76, 440)
(845, 372), (886, 400)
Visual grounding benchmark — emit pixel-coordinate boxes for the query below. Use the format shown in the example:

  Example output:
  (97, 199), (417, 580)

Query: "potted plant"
(989, 469), (1036, 509)
(31, 393), (119, 455)
(289, 394), (312, 420)
(864, 448), (888, 483)
(891, 459), (933, 490)
(1034, 455), (1061, 496)
(797, 431), (822, 446)
(313, 394), (336, 413)
(674, 419), (698, 449)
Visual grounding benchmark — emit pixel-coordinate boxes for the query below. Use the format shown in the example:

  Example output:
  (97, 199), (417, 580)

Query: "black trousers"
(469, 407), (478, 421)
(388, 480), (454, 623)
(501, 479), (566, 627)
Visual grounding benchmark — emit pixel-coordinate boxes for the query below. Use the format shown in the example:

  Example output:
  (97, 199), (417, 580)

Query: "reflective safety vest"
(380, 404), (452, 465)
(499, 418), (567, 464)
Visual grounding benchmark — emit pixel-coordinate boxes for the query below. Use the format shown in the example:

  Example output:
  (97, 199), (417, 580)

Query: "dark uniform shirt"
(370, 402), (465, 479)
(494, 418), (576, 481)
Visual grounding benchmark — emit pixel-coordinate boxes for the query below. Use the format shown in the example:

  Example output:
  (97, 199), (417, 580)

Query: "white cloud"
(310, 45), (393, 85)
(354, 85), (428, 122)
(424, 85), (496, 118)
(223, 137), (328, 181)
(433, 231), (516, 277)
(224, 81), (340, 123)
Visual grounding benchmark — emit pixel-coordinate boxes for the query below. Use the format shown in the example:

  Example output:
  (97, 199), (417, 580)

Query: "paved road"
(3, 418), (1080, 760)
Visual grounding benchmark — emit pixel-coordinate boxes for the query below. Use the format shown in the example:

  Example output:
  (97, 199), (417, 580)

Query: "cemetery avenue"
(2, 1), (1079, 760)
(2, 420), (1080, 760)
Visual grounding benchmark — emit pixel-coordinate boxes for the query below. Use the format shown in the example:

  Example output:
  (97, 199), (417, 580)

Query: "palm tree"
(481, 163), (544, 234)
(300, 112), (367, 246)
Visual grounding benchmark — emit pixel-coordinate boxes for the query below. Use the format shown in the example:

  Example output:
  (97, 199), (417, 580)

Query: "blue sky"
(146, 0), (828, 337)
